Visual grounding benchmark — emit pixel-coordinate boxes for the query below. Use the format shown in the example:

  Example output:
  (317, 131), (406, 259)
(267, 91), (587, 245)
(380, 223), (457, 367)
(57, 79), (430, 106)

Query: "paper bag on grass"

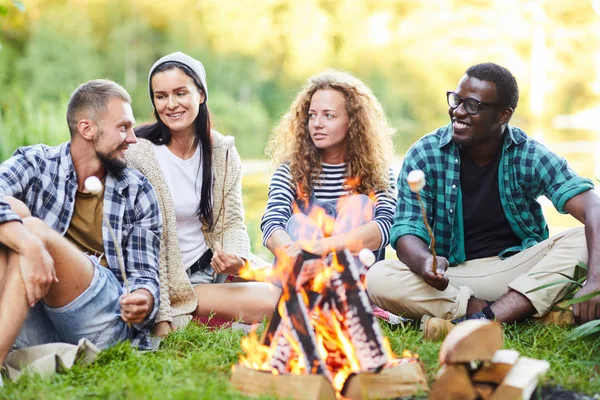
(3, 338), (100, 381)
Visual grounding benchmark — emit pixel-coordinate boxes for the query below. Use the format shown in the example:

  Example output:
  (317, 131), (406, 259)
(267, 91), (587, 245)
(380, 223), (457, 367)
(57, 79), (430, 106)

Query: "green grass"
(1, 321), (599, 399)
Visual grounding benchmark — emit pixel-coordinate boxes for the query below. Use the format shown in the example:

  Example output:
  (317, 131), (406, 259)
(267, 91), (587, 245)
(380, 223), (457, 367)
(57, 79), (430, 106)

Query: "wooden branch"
(439, 320), (503, 365)
(430, 364), (476, 400)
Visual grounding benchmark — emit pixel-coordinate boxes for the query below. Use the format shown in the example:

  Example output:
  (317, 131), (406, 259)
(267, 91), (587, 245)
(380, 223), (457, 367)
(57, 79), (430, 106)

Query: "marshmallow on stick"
(358, 248), (376, 268)
(84, 176), (130, 294)
(406, 170), (438, 274)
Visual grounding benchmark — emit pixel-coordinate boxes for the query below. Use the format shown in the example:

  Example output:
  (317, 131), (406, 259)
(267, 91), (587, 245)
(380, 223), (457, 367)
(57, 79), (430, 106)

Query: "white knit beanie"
(148, 52), (208, 105)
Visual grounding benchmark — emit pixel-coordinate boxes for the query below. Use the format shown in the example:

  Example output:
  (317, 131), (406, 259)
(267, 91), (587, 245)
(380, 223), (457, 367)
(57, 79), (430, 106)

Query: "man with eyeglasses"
(366, 62), (600, 340)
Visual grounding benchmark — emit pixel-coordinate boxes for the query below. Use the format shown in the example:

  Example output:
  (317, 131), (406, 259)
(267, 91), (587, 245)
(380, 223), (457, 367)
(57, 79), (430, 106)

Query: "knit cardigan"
(125, 131), (251, 324)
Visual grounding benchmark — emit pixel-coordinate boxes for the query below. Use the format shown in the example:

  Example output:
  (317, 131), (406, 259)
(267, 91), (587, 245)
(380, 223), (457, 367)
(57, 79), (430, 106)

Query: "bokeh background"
(1, 0), (599, 258)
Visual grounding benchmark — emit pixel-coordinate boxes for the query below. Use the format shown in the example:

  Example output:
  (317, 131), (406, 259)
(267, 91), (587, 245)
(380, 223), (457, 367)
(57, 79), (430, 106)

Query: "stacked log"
(430, 320), (550, 400)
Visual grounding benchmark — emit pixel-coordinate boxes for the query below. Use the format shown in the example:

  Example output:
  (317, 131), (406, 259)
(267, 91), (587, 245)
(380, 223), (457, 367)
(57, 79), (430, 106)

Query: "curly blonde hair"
(266, 70), (395, 201)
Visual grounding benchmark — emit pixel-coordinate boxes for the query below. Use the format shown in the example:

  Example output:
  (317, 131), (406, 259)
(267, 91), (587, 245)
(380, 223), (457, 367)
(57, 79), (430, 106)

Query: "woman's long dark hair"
(136, 62), (214, 231)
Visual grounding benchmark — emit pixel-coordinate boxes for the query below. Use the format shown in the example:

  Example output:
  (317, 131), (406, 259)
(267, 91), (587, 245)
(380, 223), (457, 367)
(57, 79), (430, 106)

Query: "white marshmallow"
(358, 248), (376, 267)
(84, 176), (103, 195)
(407, 170), (426, 193)
(222, 136), (235, 150)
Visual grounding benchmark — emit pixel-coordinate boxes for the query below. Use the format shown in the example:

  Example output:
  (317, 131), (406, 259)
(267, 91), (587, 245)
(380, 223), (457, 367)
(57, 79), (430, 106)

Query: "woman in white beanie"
(126, 52), (279, 337)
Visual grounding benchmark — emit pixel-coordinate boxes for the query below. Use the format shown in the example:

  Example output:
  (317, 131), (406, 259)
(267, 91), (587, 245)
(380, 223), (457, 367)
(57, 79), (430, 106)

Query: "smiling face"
(308, 89), (351, 163)
(151, 67), (205, 137)
(93, 98), (137, 175)
(449, 74), (506, 148)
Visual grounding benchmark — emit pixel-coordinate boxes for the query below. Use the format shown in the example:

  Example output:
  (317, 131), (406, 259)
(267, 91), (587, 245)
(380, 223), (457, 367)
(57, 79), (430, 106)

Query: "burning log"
(342, 361), (428, 400)
(232, 249), (428, 399)
(329, 251), (389, 372)
(230, 365), (337, 400)
(267, 251), (331, 378)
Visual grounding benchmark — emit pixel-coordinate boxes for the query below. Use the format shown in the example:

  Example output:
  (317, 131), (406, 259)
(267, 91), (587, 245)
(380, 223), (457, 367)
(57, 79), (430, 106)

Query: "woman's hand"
(211, 242), (245, 275)
(152, 321), (173, 338)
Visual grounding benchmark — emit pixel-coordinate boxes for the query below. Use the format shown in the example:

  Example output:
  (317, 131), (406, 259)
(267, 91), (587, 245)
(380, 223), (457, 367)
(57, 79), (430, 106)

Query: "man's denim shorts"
(15, 256), (133, 350)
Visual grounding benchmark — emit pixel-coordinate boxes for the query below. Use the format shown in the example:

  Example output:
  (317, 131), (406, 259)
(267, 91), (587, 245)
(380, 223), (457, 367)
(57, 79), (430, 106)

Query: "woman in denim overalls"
(260, 70), (397, 281)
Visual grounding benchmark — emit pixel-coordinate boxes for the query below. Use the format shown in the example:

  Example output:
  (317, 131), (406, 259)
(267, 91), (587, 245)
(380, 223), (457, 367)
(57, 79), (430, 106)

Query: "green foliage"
(528, 262), (600, 342)
(0, 88), (68, 161)
(209, 92), (271, 159)
(1, 0), (597, 160)
(0, 0), (24, 16)
(17, 6), (102, 102)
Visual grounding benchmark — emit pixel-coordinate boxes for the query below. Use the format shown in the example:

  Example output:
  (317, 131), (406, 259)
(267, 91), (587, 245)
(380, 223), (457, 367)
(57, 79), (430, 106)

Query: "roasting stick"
(214, 137), (236, 278)
(406, 170), (437, 273)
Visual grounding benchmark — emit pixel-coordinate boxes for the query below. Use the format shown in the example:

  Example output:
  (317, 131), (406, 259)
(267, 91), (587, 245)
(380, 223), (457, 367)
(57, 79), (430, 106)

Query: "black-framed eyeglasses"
(446, 91), (505, 115)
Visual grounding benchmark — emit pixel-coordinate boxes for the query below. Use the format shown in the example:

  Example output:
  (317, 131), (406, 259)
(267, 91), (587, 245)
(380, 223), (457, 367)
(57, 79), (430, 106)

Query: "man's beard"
(96, 149), (127, 176)
(94, 128), (127, 176)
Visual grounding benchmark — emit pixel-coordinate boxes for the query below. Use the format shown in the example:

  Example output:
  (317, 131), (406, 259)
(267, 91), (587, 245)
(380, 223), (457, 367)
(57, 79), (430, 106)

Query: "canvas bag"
(2, 338), (100, 383)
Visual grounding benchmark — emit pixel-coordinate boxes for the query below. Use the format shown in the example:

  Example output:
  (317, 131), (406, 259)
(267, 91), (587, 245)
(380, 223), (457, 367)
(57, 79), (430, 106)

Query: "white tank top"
(152, 143), (209, 269)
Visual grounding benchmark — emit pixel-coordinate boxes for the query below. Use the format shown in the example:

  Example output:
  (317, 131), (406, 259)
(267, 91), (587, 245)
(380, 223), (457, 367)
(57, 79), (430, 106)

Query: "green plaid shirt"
(391, 123), (595, 266)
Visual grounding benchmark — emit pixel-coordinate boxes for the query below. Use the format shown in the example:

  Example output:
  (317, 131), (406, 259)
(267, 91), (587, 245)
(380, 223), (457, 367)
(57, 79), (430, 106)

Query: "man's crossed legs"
(366, 227), (587, 324)
(0, 197), (132, 365)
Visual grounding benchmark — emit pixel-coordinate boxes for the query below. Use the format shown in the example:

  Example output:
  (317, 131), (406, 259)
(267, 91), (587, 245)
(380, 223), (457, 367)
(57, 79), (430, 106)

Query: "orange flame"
(237, 179), (417, 398)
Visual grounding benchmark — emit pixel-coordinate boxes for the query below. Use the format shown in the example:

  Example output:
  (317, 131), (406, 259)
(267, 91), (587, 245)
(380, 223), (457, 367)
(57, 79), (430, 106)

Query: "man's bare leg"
(464, 291), (534, 323)
(0, 249), (30, 364)
(489, 289), (535, 323)
(466, 297), (488, 316)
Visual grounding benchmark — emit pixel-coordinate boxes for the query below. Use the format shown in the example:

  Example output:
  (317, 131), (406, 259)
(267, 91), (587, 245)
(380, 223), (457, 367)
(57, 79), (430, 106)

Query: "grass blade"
(528, 271), (578, 281)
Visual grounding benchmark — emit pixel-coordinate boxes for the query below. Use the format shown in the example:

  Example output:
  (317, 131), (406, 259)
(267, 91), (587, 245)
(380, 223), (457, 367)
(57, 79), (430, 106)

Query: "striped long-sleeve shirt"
(260, 163), (397, 249)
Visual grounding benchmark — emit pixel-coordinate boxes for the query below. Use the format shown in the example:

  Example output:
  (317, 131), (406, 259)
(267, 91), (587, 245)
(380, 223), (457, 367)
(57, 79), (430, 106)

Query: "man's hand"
(573, 280), (600, 324)
(120, 289), (154, 324)
(19, 236), (56, 307)
(421, 256), (449, 291)
(211, 242), (244, 275)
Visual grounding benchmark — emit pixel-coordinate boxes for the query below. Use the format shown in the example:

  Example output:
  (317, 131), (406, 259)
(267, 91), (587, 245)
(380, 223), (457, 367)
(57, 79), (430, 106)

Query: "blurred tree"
(0, 0), (598, 159)
(209, 91), (271, 158)
(17, 6), (102, 101)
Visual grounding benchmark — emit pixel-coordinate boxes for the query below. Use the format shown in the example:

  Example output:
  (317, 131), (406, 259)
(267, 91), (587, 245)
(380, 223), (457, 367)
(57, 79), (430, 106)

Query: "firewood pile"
(430, 320), (550, 400)
(230, 249), (428, 400)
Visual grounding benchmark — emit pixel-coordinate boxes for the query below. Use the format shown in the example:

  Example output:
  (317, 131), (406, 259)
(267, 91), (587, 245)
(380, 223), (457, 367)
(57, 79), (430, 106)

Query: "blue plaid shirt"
(391, 124), (595, 266)
(0, 142), (162, 348)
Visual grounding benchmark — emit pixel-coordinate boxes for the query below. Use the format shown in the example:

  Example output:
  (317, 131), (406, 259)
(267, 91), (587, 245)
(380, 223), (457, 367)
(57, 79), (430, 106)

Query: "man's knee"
(2, 196), (31, 219)
(365, 260), (409, 298)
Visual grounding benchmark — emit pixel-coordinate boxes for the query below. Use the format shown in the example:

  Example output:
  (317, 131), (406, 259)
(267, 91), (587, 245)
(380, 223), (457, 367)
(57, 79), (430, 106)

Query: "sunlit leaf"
(576, 261), (588, 271)
(528, 271), (578, 281)
(566, 320), (600, 341)
(526, 279), (582, 294)
(563, 291), (600, 306)
(0, 5), (8, 15)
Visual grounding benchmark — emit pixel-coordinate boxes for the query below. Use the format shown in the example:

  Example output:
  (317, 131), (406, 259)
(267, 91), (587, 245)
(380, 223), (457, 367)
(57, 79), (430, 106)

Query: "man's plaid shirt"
(391, 124), (595, 266)
(0, 142), (162, 347)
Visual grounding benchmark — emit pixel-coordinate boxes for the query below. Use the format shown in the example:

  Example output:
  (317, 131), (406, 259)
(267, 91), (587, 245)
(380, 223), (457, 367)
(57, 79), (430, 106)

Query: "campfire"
(231, 247), (428, 400)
